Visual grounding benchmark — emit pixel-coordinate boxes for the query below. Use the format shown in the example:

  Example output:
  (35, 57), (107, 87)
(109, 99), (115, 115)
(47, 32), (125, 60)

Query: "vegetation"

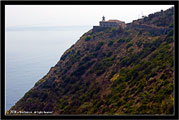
(126, 43), (133, 49)
(85, 36), (91, 41)
(10, 7), (174, 115)
(108, 40), (114, 46)
(95, 41), (104, 51)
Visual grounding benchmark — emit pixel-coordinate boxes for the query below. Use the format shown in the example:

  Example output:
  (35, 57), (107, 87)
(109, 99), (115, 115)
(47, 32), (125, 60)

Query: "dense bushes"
(126, 43), (133, 49)
(85, 36), (91, 41)
(117, 38), (132, 45)
(117, 39), (126, 44)
(136, 40), (142, 48)
(72, 60), (95, 76)
(107, 34), (174, 113)
(92, 57), (115, 76)
(95, 42), (104, 51)
(108, 40), (114, 46)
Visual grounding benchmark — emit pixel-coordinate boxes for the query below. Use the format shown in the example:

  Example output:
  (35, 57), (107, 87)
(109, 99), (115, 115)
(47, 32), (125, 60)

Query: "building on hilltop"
(92, 16), (126, 32)
(99, 16), (126, 28)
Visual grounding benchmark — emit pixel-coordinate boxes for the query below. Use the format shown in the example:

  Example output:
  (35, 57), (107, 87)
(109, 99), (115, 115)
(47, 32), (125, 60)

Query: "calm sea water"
(5, 26), (92, 111)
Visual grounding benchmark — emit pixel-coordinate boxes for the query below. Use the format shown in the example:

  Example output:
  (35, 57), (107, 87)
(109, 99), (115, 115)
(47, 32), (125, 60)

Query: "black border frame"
(1, 1), (178, 120)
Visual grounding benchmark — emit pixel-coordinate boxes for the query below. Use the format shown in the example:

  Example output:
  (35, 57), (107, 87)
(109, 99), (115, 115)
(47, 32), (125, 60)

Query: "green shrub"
(167, 30), (173, 37)
(118, 39), (126, 44)
(106, 51), (113, 57)
(129, 48), (134, 53)
(73, 60), (95, 76)
(93, 57), (114, 76)
(169, 23), (173, 28)
(95, 42), (104, 51)
(136, 40), (142, 48)
(110, 27), (118, 32)
(138, 30), (142, 35)
(166, 36), (174, 43)
(108, 71), (116, 79)
(108, 40), (114, 46)
(126, 38), (132, 42)
(126, 43), (133, 49)
(160, 73), (168, 80)
(96, 69), (105, 76)
(85, 36), (91, 41)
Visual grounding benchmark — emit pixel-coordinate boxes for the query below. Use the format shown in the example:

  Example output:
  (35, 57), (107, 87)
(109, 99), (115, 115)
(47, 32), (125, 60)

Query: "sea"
(5, 26), (92, 111)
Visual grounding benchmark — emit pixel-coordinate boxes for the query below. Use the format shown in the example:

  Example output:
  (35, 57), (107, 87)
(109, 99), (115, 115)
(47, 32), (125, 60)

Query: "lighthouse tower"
(102, 16), (105, 21)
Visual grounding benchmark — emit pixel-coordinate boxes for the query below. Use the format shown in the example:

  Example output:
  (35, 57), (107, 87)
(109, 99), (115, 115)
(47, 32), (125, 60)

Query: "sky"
(5, 5), (174, 28)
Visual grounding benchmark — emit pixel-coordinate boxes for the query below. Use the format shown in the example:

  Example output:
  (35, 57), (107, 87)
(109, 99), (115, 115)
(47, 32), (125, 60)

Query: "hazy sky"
(5, 5), (174, 28)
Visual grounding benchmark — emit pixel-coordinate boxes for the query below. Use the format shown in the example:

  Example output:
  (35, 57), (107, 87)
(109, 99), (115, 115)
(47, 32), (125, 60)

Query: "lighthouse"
(102, 16), (105, 21)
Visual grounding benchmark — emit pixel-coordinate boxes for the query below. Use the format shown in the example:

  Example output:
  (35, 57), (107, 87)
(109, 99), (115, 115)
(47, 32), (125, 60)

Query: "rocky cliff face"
(10, 7), (174, 115)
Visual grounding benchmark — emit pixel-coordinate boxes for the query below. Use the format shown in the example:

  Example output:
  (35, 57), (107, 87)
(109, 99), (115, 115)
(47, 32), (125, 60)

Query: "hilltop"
(10, 7), (174, 115)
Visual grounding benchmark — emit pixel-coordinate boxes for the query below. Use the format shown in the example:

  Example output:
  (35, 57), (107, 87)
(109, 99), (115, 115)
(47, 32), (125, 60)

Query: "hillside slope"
(10, 7), (174, 115)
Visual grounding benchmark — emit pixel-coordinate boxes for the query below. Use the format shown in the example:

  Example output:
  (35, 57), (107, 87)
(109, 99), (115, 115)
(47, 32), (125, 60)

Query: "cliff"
(10, 7), (174, 115)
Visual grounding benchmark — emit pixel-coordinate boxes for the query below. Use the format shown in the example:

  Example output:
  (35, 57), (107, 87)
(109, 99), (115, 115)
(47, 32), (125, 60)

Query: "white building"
(99, 16), (126, 28)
